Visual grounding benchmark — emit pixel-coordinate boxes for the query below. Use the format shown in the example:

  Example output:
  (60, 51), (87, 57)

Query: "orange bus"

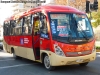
(3, 5), (96, 70)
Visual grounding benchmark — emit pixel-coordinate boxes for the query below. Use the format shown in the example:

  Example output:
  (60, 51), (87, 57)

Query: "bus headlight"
(92, 46), (96, 53)
(54, 45), (65, 56)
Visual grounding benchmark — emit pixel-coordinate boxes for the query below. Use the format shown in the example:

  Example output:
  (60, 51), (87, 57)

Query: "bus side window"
(40, 15), (49, 39)
(4, 21), (10, 36)
(4, 22), (8, 35)
(23, 16), (32, 35)
(34, 17), (40, 35)
(14, 18), (23, 35)
(3, 22), (6, 35)
(10, 20), (16, 35)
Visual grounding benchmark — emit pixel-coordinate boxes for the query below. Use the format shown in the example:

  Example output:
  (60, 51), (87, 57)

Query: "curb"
(96, 50), (100, 52)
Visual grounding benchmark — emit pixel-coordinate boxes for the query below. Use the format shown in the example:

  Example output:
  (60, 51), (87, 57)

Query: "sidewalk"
(95, 41), (100, 46)
(95, 41), (100, 52)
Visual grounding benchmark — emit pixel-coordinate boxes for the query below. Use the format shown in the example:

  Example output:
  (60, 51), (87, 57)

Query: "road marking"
(0, 59), (15, 61)
(96, 53), (100, 57)
(97, 55), (100, 57)
(0, 64), (32, 69)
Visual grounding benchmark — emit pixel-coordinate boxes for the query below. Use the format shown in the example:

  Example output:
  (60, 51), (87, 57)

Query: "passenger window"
(40, 14), (49, 38)
(4, 21), (10, 35)
(3, 22), (9, 35)
(23, 16), (32, 35)
(10, 20), (16, 35)
(14, 18), (23, 35)
(34, 17), (40, 35)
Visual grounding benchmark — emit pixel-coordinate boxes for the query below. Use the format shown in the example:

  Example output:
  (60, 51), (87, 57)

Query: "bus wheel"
(44, 55), (55, 71)
(12, 51), (19, 59)
(79, 62), (89, 66)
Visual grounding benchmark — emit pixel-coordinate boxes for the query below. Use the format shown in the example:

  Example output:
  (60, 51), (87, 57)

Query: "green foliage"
(91, 11), (100, 27)
(96, 46), (100, 50)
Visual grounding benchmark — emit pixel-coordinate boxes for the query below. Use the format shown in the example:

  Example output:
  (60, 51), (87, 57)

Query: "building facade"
(13, 3), (37, 15)
(13, 0), (46, 15)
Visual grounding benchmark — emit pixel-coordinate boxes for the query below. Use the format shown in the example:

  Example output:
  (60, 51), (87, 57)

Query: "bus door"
(32, 16), (40, 60)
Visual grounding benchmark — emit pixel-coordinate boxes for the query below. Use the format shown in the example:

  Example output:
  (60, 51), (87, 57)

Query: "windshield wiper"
(77, 23), (89, 40)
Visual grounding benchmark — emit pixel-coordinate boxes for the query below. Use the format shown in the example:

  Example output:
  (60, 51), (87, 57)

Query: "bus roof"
(4, 5), (85, 22)
(17, 5), (85, 19)
(29, 5), (85, 14)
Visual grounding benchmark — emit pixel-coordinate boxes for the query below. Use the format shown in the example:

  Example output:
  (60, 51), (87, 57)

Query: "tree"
(91, 11), (100, 27)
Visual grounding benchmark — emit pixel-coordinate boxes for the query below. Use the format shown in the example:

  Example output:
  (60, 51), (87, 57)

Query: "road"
(0, 50), (100, 75)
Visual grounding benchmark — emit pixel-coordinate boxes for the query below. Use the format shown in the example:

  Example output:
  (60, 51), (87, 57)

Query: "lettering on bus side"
(20, 38), (29, 44)
(20, 38), (24, 45)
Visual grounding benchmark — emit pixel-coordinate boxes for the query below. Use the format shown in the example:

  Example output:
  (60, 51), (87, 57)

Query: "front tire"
(44, 55), (55, 71)
(79, 62), (89, 66)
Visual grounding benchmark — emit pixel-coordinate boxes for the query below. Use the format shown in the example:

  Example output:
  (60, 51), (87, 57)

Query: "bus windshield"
(48, 13), (94, 43)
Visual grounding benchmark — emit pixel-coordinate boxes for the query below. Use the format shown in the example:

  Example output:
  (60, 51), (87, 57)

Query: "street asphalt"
(0, 50), (100, 75)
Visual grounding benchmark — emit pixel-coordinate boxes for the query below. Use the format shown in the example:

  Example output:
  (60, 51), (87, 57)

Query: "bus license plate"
(76, 59), (83, 62)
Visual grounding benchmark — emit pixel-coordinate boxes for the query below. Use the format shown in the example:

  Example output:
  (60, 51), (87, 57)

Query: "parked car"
(0, 42), (3, 50)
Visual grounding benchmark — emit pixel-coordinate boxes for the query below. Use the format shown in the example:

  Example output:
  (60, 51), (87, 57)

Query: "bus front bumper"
(49, 51), (96, 66)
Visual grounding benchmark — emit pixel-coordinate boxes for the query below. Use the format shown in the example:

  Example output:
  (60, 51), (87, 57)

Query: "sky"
(0, 3), (15, 25)
(0, 0), (53, 25)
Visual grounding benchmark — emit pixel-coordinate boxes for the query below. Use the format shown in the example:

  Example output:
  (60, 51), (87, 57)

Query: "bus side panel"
(23, 35), (32, 48)
(4, 35), (35, 60)
(10, 35), (32, 48)
(11, 35), (33, 59)
(26, 48), (35, 61)
(10, 45), (35, 60)
(3, 38), (7, 52)
(4, 36), (11, 52)
(10, 36), (16, 46)
(40, 38), (51, 51)
(19, 35), (32, 58)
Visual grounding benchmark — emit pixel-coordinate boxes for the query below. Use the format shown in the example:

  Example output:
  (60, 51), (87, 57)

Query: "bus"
(3, 5), (96, 70)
